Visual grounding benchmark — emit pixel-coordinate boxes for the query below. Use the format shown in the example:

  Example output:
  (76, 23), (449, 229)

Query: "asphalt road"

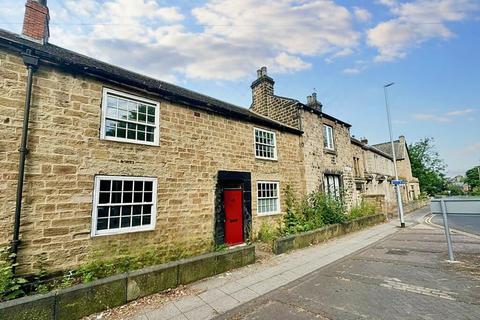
(432, 214), (480, 236)
(216, 212), (480, 320)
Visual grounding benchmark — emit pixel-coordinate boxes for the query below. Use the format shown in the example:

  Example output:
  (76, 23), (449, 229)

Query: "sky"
(1, 0), (479, 176)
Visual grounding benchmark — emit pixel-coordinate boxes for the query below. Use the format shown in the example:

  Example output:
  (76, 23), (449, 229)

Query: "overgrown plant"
(348, 201), (377, 220)
(0, 247), (27, 301)
(280, 186), (346, 236)
(257, 222), (280, 243)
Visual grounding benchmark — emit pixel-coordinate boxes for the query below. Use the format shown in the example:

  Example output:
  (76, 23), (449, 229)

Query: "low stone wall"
(0, 245), (255, 320)
(273, 214), (386, 255)
(387, 199), (430, 218)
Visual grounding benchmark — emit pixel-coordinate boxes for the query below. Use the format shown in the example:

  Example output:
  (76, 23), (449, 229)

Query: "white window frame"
(323, 124), (334, 150)
(91, 175), (157, 237)
(254, 128), (278, 160)
(323, 174), (342, 198)
(100, 88), (160, 146)
(256, 181), (281, 216)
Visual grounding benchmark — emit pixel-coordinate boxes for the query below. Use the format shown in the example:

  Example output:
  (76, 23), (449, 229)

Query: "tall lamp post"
(384, 82), (405, 228)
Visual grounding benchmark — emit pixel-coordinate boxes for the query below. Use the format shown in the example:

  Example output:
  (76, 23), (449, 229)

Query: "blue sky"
(1, 0), (479, 176)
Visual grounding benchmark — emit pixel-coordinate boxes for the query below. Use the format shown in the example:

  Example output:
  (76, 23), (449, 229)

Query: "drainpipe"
(11, 49), (38, 271)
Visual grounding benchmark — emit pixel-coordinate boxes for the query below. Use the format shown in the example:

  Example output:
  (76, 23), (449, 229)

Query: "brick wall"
(0, 49), (305, 274)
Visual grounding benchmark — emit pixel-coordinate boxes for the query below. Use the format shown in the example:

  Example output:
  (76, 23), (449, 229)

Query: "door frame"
(214, 171), (252, 246)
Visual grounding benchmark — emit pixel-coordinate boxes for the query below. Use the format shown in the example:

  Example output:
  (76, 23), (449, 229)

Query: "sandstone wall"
(0, 49), (305, 274)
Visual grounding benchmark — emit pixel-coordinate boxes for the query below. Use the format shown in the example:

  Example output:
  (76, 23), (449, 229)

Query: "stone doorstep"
(0, 245), (255, 320)
(273, 213), (386, 255)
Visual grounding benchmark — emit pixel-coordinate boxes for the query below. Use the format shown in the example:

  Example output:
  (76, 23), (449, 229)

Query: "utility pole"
(384, 82), (405, 228)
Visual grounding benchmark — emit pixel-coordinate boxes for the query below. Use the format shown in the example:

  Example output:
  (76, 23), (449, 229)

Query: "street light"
(384, 82), (405, 228)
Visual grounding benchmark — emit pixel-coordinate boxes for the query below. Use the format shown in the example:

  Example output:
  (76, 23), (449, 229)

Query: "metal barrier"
(430, 197), (480, 262)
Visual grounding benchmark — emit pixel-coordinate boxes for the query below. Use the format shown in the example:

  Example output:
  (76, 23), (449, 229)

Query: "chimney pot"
(256, 69), (262, 78)
(312, 92), (317, 102)
(361, 138), (368, 145)
(260, 66), (267, 76)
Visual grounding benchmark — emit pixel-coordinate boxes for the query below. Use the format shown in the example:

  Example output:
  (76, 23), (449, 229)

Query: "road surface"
(432, 213), (480, 236)
(216, 212), (480, 320)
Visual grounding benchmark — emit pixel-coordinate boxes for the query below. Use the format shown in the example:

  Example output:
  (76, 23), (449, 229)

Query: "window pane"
(144, 192), (153, 203)
(132, 216), (141, 226)
(133, 205), (142, 215)
(117, 128), (126, 138)
(143, 205), (152, 215)
(121, 217), (131, 228)
(110, 217), (120, 229)
(99, 192), (110, 204)
(97, 219), (108, 230)
(98, 206), (108, 218)
(142, 215), (151, 225)
(122, 206), (132, 216)
(124, 181), (133, 191)
(134, 192), (143, 203)
(111, 191), (121, 203)
(112, 180), (122, 191)
(100, 180), (111, 192)
(134, 181), (143, 191)
(111, 206), (120, 216)
(123, 192), (132, 203)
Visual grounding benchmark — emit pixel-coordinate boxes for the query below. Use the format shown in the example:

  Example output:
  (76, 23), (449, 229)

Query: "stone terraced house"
(0, 0), (419, 274)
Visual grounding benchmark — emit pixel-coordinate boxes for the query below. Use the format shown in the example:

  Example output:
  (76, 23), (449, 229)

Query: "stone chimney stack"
(22, 0), (50, 44)
(250, 66), (275, 114)
(306, 92), (322, 112)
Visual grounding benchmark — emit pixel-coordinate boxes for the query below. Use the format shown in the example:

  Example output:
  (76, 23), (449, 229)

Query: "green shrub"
(348, 201), (377, 220)
(257, 223), (279, 243)
(0, 247), (27, 301)
(280, 186), (346, 236)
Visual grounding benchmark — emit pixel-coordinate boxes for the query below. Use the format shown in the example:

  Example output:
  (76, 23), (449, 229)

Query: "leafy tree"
(408, 137), (447, 195)
(465, 166), (480, 190)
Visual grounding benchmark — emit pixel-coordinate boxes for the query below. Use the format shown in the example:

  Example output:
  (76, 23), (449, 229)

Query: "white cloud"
(412, 113), (452, 123)
(412, 108), (476, 123)
(368, 0), (479, 61)
(342, 68), (361, 75)
(445, 108), (474, 116)
(48, 0), (359, 81)
(353, 7), (372, 22)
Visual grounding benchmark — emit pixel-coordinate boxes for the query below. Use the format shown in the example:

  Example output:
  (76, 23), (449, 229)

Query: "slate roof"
(372, 140), (407, 160)
(351, 137), (393, 160)
(0, 28), (302, 135)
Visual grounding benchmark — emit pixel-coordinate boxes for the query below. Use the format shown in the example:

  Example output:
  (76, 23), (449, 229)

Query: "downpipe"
(11, 50), (38, 273)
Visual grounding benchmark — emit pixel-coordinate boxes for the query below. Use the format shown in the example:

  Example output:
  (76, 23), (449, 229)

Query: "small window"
(257, 181), (280, 215)
(101, 88), (159, 146)
(254, 128), (277, 160)
(323, 125), (334, 150)
(323, 174), (342, 198)
(91, 175), (157, 236)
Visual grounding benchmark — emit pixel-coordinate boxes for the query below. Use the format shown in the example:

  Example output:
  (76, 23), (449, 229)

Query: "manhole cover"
(386, 249), (409, 255)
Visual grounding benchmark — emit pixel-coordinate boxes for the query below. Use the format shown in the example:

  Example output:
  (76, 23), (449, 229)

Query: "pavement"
(431, 213), (480, 236)
(127, 207), (480, 320)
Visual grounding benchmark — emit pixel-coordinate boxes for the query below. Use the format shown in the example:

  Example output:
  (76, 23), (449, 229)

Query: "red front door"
(224, 189), (244, 245)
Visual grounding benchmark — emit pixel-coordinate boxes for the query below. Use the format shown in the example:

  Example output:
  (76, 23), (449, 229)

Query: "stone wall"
(0, 49), (305, 274)
(300, 112), (356, 207)
(250, 75), (300, 129)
